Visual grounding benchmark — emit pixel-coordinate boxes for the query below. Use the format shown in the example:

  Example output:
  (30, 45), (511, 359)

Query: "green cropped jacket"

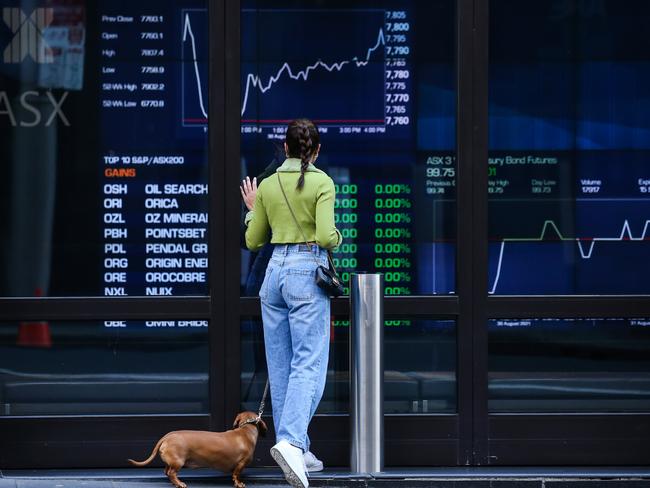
(245, 158), (342, 251)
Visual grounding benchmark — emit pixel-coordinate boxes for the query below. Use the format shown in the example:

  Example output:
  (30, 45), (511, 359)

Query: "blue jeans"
(260, 244), (331, 453)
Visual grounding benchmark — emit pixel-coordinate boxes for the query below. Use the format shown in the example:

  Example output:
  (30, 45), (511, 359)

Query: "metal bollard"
(349, 273), (384, 473)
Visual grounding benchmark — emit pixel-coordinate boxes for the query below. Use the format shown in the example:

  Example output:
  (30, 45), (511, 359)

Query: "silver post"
(350, 273), (384, 474)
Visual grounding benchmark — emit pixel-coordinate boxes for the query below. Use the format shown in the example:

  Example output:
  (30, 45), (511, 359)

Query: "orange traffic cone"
(17, 288), (51, 348)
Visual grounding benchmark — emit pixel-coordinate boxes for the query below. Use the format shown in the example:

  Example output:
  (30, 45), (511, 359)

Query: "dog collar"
(239, 416), (261, 428)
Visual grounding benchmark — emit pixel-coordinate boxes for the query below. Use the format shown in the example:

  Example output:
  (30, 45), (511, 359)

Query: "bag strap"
(327, 250), (336, 269)
(276, 172), (322, 268)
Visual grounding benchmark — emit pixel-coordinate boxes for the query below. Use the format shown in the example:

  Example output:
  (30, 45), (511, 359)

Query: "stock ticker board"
(240, 1), (457, 299)
(98, 0), (456, 307)
(99, 1), (209, 302)
(94, 0), (648, 317)
(486, 0), (650, 295)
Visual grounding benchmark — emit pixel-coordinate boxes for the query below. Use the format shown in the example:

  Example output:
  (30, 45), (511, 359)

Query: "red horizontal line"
(188, 119), (386, 123)
(241, 119), (385, 123)
(487, 237), (650, 241)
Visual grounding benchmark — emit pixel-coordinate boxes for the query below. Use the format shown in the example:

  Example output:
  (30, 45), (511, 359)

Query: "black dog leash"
(257, 379), (269, 419)
(240, 378), (269, 428)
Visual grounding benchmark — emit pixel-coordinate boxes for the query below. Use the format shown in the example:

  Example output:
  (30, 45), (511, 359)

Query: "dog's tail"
(127, 435), (165, 467)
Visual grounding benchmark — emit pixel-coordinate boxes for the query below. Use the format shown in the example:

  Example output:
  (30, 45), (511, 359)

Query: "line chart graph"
(240, 8), (407, 129)
(240, 27), (386, 118)
(489, 217), (650, 294)
(183, 12), (207, 120)
(181, 9), (208, 127)
(181, 8), (412, 132)
(485, 151), (650, 294)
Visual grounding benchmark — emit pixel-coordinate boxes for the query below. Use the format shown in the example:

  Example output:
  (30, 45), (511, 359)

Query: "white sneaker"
(303, 451), (324, 472)
(270, 440), (309, 488)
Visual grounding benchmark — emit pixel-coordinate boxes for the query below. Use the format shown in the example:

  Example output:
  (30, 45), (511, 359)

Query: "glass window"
(489, 318), (650, 412)
(0, 319), (208, 415)
(240, 0), (456, 297)
(488, 1), (650, 294)
(0, 0), (209, 297)
(241, 317), (456, 414)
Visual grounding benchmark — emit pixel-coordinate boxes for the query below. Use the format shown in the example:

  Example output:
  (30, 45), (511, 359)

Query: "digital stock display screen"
(2, 0), (647, 305)
(0, 0), (209, 302)
(101, 0), (455, 301)
(98, 1), (209, 298)
(240, 0), (457, 297)
(487, 0), (650, 295)
(241, 0), (650, 297)
(98, 0), (456, 301)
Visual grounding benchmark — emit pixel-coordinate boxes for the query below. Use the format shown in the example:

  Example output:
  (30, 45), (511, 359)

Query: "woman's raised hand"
(240, 176), (257, 211)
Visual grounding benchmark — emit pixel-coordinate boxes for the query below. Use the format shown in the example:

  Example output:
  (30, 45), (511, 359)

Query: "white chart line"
(240, 27), (385, 117)
(183, 13), (208, 119)
(490, 241), (507, 295)
(489, 219), (650, 294)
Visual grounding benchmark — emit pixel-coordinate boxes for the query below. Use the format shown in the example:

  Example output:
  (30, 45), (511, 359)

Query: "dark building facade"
(1, 0), (649, 468)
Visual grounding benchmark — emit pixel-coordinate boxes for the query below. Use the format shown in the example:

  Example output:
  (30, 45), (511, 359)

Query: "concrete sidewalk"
(2, 468), (650, 488)
(0, 469), (368, 488)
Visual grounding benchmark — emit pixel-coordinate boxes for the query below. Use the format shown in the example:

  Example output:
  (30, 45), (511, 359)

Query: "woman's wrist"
(244, 210), (255, 227)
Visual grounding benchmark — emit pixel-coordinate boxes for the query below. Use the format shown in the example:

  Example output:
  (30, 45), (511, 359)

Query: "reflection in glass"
(0, 320), (208, 415)
(240, 0), (456, 296)
(489, 318), (650, 412)
(488, 1), (650, 294)
(241, 318), (456, 414)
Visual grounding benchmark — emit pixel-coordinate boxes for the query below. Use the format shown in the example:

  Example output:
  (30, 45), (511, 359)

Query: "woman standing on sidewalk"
(242, 118), (342, 488)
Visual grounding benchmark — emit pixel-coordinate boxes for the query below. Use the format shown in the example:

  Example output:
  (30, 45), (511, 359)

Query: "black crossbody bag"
(277, 173), (345, 297)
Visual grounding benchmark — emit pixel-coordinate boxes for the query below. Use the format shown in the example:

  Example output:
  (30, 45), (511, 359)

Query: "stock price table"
(99, 0), (209, 300)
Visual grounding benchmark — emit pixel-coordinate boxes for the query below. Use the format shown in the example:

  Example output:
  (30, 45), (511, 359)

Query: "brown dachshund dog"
(128, 412), (267, 488)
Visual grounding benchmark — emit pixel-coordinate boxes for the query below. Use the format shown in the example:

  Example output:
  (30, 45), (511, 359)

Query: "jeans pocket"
(259, 266), (273, 301)
(285, 269), (316, 301)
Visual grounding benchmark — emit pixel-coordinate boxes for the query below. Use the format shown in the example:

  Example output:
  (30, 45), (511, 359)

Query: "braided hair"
(285, 118), (320, 190)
